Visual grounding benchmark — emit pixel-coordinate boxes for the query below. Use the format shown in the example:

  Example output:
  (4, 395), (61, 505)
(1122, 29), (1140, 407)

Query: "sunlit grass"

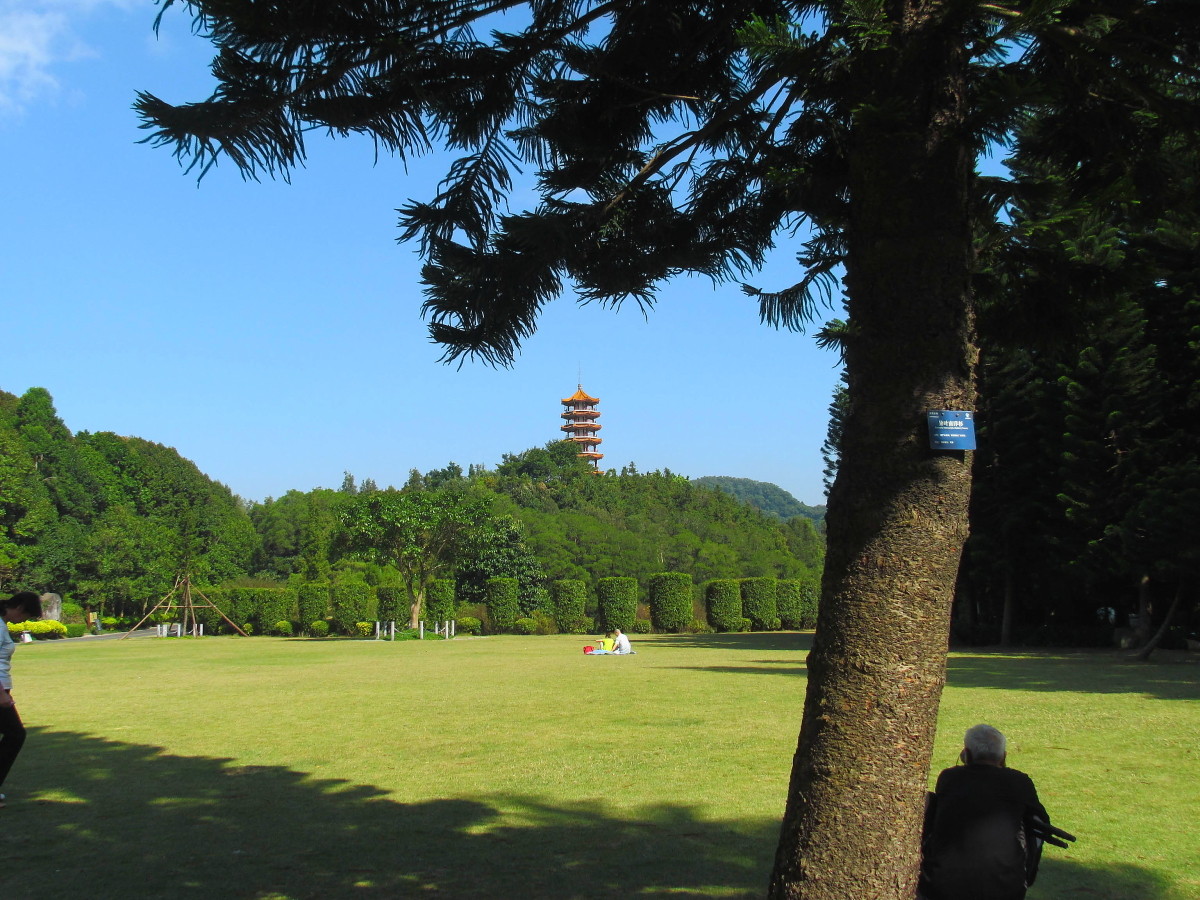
(2, 633), (1196, 899)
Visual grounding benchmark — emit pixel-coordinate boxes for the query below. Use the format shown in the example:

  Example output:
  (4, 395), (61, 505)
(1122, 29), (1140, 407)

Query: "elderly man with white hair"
(919, 724), (1050, 900)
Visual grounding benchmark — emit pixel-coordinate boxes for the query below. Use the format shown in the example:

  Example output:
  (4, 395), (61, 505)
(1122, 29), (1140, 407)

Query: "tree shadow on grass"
(1, 728), (775, 900)
(637, 632), (814, 653)
(945, 650), (1200, 702)
(1034, 856), (1192, 900)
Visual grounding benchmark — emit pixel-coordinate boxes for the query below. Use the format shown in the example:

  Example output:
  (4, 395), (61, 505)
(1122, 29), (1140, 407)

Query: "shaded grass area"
(2, 634), (1196, 899)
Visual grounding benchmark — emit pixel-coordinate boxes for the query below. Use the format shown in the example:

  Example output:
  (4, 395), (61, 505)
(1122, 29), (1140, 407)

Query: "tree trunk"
(1000, 568), (1015, 648)
(1136, 580), (1185, 662)
(770, 7), (974, 898)
(1133, 572), (1153, 645)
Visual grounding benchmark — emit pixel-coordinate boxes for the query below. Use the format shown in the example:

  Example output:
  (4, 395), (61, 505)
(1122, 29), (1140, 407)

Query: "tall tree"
(137, 3), (1198, 895)
(341, 488), (490, 627)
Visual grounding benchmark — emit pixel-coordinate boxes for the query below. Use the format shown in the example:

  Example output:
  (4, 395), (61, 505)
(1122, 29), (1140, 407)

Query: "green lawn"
(2, 633), (1196, 899)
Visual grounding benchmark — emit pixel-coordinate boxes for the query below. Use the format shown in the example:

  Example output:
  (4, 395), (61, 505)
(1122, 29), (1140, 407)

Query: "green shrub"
(776, 579), (803, 629)
(65, 623), (88, 638)
(60, 602), (85, 623)
(596, 577), (637, 633)
(245, 587), (292, 635)
(331, 582), (371, 634)
(242, 622), (255, 636)
(355, 621), (374, 638)
(8, 620), (67, 639)
(309, 620), (330, 637)
(549, 580), (587, 632)
(777, 576), (820, 629)
(530, 609), (559, 635)
(799, 576), (820, 628)
(740, 577), (779, 631)
(686, 618), (715, 634)
(457, 616), (482, 635)
(274, 621), (294, 637)
(425, 579), (456, 624)
(648, 572), (693, 633)
(632, 619), (652, 634)
(375, 586), (403, 623)
(297, 582), (330, 628)
(486, 577), (520, 633)
(705, 580), (744, 632)
(513, 617), (538, 635)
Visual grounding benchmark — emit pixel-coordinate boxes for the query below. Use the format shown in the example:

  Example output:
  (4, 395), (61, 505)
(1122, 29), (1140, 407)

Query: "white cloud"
(0, 0), (139, 114)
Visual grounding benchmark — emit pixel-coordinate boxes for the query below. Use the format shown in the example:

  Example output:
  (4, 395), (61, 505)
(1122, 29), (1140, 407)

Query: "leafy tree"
(454, 515), (545, 613)
(342, 488), (491, 627)
(137, 2), (1199, 894)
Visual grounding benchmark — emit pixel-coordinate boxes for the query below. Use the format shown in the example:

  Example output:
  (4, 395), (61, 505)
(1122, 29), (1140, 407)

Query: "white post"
(419, 620), (425, 640)
(451, 619), (456, 638)
(390, 621), (395, 641)
(375, 621), (381, 640)
(199, 623), (204, 637)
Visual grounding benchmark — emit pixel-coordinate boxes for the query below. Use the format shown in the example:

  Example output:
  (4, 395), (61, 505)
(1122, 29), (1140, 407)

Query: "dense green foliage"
(331, 582), (372, 635)
(549, 579), (588, 634)
(375, 585), (405, 624)
(425, 579), (456, 624)
(694, 477), (825, 523)
(0, 387), (254, 613)
(777, 577), (819, 630)
(595, 577), (637, 633)
(740, 578), (780, 632)
(705, 580), (747, 633)
(647, 573), (693, 634)
(296, 582), (330, 630)
(485, 577), (520, 634)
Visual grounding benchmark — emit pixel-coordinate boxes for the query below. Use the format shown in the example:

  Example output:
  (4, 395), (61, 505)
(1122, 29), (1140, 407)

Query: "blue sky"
(0, 1), (843, 506)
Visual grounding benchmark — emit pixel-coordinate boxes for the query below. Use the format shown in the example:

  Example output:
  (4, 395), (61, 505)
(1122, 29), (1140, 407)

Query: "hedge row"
(648, 572), (692, 634)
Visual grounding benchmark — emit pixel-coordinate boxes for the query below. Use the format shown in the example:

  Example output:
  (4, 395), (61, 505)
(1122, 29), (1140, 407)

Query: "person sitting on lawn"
(920, 724), (1050, 900)
(612, 628), (632, 654)
(585, 632), (617, 654)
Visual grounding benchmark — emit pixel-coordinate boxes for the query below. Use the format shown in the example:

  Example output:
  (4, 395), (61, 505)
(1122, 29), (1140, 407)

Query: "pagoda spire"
(560, 384), (603, 469)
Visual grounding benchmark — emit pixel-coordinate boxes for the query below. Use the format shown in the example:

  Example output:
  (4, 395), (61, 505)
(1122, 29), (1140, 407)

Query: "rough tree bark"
(769, 6), (976, 897)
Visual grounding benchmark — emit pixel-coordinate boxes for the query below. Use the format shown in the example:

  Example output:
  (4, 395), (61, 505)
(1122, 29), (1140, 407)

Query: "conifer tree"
(136, 3), (1200, 895)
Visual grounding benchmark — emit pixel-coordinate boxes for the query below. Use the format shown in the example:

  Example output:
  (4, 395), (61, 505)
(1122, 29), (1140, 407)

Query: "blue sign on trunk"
(927, 410), (976, 450)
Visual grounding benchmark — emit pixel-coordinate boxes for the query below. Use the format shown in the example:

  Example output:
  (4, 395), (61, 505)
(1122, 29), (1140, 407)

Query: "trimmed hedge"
(648, 572), (693, 633)
(550, 579), (589, 633)
(705, 579), (746, 632)
(778, 576), (820, 629)
(740, 577), (780, 631)
(7, 620), (67, 639)
(297, 582), (331, 629)
(376, 586), (406, 624)
(425, 579), (456, 624)
(247, 588), (293, 634)
(596, 577), (637, 633)
(486, 577), (520, 633)
(331, 582), (372, 634)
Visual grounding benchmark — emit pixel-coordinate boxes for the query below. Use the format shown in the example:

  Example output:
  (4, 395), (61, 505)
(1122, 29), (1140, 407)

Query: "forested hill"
(0, 387), (255, 609)
(2, 388), (823, 616)
(694, 476), (825, 523)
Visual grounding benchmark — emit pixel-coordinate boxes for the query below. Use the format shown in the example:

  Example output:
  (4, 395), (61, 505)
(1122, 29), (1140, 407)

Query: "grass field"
(2, 632), (1196, 899)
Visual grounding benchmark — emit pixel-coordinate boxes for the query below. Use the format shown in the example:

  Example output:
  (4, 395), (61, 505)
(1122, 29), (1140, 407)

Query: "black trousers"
(0, 692), (26, 789)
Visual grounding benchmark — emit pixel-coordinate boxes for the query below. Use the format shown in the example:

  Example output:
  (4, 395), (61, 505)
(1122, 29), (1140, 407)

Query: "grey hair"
(964, 724), (1006, 763)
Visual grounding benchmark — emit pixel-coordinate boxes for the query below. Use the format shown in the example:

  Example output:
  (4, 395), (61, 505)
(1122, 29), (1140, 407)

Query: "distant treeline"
(0, 389), (823, 624)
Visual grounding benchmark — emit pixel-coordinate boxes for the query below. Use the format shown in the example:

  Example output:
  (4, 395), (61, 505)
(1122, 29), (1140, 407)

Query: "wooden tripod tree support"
(121, 573), (248, 639)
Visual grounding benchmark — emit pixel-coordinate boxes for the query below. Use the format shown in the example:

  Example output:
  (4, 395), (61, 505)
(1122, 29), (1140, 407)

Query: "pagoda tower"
(561, 385), (604, 469)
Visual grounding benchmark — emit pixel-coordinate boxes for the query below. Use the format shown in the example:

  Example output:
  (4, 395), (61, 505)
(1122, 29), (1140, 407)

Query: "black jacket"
(920, 764), (1048, 900)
